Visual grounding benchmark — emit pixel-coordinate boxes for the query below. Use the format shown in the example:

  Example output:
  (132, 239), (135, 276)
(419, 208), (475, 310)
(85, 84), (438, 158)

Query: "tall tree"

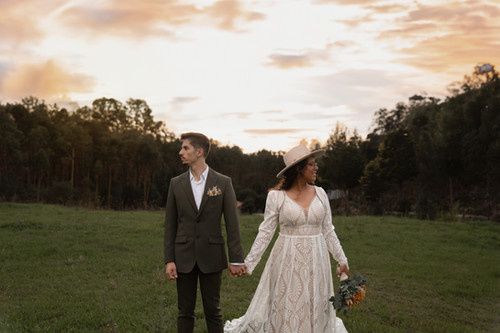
(322, 123), (365, 191)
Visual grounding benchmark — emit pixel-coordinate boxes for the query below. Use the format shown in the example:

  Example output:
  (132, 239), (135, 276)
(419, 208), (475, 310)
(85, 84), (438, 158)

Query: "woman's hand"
(337, 263), (349, 277)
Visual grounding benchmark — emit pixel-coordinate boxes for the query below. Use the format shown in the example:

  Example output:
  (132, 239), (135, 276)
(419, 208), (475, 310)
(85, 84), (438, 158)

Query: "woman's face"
(301, 157), (318, 184)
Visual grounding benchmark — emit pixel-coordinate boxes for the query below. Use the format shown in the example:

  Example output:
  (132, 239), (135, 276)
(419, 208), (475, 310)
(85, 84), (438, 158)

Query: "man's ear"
(196, 147), (204, 158)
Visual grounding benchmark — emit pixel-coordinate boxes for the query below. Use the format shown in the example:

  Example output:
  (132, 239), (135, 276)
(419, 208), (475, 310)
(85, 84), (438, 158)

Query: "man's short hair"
(180, 132), (211, 157)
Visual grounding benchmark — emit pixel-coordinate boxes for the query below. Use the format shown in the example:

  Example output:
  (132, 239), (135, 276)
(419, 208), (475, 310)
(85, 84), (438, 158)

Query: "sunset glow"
(1, 0), (499, 152)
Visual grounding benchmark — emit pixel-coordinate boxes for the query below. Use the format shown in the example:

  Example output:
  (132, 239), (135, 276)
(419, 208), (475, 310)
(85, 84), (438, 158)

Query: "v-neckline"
(284, 188), (317, 213)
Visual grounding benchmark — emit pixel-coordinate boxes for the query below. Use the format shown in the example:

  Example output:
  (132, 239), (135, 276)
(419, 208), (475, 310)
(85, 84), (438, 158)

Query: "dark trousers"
(176, 263), (223, 333)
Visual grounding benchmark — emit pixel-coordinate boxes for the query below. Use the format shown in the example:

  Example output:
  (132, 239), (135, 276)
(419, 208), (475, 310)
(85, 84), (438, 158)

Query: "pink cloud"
(378, 1), (500, 72)
(0, 0), (66, 44)
(204, 0), (265, 31)
(1, 60), (95, 100)
(58, 0), (265, 39)
(267, 44), (333, 69)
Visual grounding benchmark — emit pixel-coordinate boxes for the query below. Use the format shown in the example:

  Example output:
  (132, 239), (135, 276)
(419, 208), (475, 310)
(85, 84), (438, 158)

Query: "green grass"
(0, 203), (499, 332)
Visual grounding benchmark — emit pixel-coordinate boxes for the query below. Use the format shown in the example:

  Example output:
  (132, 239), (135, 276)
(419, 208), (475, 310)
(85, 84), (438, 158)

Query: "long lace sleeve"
(319, 188), (348, 267)
(244, 190), (280, 275)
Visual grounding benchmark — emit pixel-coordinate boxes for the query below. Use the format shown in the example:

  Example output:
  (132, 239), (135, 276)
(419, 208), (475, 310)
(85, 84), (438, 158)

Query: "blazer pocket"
(208, 236), (225, 244)
(175, 235), (188, 244)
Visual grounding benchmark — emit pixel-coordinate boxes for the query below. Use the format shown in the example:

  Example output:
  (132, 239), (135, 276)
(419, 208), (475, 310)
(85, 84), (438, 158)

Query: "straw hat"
(276, 144), (324, 178)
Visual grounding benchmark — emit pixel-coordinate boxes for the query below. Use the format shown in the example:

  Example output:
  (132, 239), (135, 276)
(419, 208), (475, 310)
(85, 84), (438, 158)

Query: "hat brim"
(276, 149), (324, 178)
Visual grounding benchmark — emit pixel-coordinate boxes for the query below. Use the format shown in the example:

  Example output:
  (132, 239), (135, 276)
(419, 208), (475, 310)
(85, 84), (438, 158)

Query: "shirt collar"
(189, 166), (209, 182)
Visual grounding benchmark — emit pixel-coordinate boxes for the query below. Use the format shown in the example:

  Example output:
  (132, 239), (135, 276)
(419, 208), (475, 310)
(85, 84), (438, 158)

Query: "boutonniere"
(206, 185), (222, 197)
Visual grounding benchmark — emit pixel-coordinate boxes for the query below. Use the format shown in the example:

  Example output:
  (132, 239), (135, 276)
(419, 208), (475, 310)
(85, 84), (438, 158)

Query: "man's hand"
(166, 262), (178, 280)
(228, 264), (247, 277)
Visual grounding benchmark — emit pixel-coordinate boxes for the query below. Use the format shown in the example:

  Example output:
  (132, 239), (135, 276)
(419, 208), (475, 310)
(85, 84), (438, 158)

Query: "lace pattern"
(225, 187), (349, 333)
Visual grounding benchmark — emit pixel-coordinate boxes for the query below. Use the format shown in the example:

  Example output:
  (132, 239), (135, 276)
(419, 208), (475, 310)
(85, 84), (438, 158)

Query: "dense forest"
(1, 65), (498, 220)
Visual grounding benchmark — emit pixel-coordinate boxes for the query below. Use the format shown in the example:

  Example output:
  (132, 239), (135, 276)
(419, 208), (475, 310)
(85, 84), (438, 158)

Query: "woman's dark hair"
(272, 158), (309, 191)
(180, 132), (211, 157)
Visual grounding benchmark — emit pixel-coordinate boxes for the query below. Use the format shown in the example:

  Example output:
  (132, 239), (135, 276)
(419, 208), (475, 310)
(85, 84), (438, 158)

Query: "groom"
(164, 132), (246, 333)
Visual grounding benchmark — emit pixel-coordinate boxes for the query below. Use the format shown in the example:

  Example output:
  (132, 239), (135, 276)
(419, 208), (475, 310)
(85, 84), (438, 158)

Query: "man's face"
(179, 139), (202, 166)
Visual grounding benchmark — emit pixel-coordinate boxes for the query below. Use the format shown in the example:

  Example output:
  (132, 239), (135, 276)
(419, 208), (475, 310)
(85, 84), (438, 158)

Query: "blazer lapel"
(181, 171), (198, 213)
(198, 169), (217, 215)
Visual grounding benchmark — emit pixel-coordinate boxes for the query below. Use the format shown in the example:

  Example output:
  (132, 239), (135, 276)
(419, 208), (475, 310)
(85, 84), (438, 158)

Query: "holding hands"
(166, 262), (247, 280)
(229, 264), (247, 277)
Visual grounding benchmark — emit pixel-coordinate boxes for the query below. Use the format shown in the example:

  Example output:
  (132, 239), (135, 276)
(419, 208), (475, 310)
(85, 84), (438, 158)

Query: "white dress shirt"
(189, 166), (209, 209)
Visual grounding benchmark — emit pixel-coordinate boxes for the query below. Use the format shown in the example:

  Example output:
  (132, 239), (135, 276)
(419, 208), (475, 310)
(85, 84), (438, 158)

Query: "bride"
(225, 144), (350, 333)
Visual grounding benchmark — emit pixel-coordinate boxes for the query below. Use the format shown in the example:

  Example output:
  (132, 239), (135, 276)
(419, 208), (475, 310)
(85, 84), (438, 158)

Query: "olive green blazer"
(164, 168), (244, 273)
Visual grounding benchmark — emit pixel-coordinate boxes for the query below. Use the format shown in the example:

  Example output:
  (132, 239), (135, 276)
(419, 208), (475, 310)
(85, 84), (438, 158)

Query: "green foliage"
(415, 187), (438, 220)
(360, 159), (385, 214)
(48, 181), (73, 204)
(322, 123), (365, 190)
(330, 274), (367, 313)
(356, 65), (500, 219)
(0, 98), (281, 210)
(236, 188), (259, 214)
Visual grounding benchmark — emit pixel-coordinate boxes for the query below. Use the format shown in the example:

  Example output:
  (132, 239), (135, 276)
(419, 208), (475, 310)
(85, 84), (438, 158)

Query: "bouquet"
(329, 273), (367, 313)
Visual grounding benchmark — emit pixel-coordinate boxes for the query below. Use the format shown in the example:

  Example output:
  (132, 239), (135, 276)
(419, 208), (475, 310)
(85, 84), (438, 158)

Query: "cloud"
(267, 54), (315, 69)
(0, 15), (42, 45)
(0, 62), (8, 76)
(292, 110), (352, 120)
(303, 69), (414, 121)
(261, 109), (284, 114)
(337, 14), (374, 28)
(59, 1), (197, 39)
(170, 96), (200, 105)
(379, 22), (439, 39)
(319, 1), (500, 73)
(0, 0), (66, 45)
(267, 44), (333, 69)
(326, 2), (408, 29)
(333, 5), (406, 28)
(169, 96), (200, 114)
(58, 0), (264, 39)
(367, 4), (407, 14)
(244, 128), (309, 135)
(331, 40), (357, 48)
(0, 60), (95, 100)
(401, 34), (500, 72)
(259, 110), (287, 123)
(204, 0), (265, 31)
(405, 2), (500, 21)
(378, 1), (500, 72)
(315, 0), (379, 5)
(221, 112), (252, 119)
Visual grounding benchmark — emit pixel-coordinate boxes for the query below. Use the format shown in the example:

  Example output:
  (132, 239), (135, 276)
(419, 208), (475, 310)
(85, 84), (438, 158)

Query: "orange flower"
(355, 286), (367, 300)
(330, 273), (367, 312)
(349, 286), (366, 307)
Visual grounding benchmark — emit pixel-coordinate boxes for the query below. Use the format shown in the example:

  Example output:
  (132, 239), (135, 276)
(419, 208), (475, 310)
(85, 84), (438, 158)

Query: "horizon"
(1, 0), (499, 153)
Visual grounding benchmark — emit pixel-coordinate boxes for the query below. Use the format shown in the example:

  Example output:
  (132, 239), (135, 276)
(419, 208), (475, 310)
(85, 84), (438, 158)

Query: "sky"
(1, 0), (499, 153)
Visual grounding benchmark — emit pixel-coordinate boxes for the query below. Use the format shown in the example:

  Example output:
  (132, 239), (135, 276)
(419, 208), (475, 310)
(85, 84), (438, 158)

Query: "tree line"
(0, 96), (282, 211)
(320, 65), (499, 220)
(0, 66), (498, 220)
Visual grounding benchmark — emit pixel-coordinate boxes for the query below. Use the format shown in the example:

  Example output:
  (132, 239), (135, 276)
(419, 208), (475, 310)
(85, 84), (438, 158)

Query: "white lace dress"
(224, 187), (349, 333)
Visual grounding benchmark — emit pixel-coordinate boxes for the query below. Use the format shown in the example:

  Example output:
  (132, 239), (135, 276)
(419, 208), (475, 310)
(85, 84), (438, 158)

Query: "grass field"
(0, 203), (499, 332)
